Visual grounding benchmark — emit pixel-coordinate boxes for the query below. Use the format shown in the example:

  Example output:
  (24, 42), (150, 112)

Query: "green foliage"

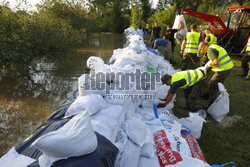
(131, 5), (143, 30)
(140, 0), (152, 22)
(0, 1), (89, 73)
(150, 4), (176, 34)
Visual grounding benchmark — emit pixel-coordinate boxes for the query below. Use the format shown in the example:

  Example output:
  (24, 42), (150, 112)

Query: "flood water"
(0, 33), (125, 156)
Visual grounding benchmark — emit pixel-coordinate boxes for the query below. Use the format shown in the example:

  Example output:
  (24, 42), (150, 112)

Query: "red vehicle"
(178, 7), (250, 55)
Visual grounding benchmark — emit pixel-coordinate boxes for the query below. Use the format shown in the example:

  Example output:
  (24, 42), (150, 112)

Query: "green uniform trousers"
(208, 69), (232, 104)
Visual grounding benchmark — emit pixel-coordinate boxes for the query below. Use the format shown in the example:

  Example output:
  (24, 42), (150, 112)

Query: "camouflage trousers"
(163, 42), (174, 63)
(181, 53), (200, 70)
(241, 52), (250, 77)
(208, 69), (232, 104)
(183, 79), (209, 112)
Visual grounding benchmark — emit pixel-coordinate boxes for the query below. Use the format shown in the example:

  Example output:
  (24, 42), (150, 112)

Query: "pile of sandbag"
(0, 27), (232, 167)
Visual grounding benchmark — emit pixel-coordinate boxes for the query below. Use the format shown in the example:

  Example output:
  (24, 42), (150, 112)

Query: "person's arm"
(208, 48), (219, 66)
(157, 89), (175, 107)
(180, 39), (186, 57)
(210, 58), (219, 66)
(177, 22), (185, 31)
(205, 35), (210, 43)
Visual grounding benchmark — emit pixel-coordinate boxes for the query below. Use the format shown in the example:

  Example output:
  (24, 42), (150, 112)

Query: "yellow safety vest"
(208, 34), (217, 45)
(184, 32), (201, 54)
(208, 44), (234, 72)
(171, 69), (204, 89)
(247, 38), (250, 52)
(146, 24), (149, 29)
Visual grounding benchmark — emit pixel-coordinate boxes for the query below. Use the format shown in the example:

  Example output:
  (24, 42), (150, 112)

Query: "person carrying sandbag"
(157, 67), (209, 112)
(199, 42), (234, 109)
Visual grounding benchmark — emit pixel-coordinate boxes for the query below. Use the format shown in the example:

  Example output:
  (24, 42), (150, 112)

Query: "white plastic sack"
(115, 139), (141, 167)
(87, 56), (105, 72)
(65, 94), (107, 117)
(32, 112), (97, 167)
(97, 104), (125, 123)
(78, 74), (106, 97)
(124, 117), (148, 146)
(207, 83), (229, 122)
(173, 15), (188, 43)
(140, 127), (155, 158)
(91, 118), (118, 143)
(179, 112), (206, 139)
(138, 155), (161, 167)
(0, 147), (36, 167)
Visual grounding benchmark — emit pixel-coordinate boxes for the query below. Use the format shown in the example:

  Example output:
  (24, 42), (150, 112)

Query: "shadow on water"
(0, 33), (125, 156)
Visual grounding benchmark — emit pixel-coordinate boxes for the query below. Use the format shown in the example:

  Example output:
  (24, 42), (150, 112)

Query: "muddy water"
(0, 33), (125, 156)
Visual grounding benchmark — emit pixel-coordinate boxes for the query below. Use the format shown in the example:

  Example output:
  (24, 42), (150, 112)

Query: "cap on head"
(161, 74), (171, 85)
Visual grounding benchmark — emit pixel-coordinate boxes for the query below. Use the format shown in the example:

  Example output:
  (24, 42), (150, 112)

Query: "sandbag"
(178, 112), (206, 139)
(124, 117), (148, 146)
(138, 155), (161, 167)
(0, 147), (36, 167)
(65, 94), (107, 117)
(207, 83), (229, 122)
(172, 14), (188, 44)
(32, 112), (97, 167)
(115, 139), (141, 167)
(140, 126), (155, 158)
(87, 56), (105, 72)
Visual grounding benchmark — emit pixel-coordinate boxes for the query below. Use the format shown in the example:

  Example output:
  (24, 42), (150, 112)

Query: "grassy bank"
(171, 44), (250, 166)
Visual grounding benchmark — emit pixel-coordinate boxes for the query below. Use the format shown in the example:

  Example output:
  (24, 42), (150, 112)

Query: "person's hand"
(157, 103), (166, 108)
(180, 51), (183, 57)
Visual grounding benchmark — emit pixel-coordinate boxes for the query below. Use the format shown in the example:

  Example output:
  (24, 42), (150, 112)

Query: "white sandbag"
(97, 104), (125, 123)
(115, 139), (141, 167)
(173, 15), (188, 43)
(178, 112), (205, 139)
(140, 127), (155, 158)
(32, 112), (98, 167)
(153, 128), (209, 167)
(91, 119), (118, 143)
(0, 147), (36, 167)
(65, 94), (107, 117)
(207, 83), (229, 122)
(78, 74), (106, 97)
(138, 155), (161, 167)
(124, 117), (148, 146)
(87, 56), (105, 72)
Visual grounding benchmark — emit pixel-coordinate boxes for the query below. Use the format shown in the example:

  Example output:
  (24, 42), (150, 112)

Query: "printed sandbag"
(172, 14), (188, 44)
(207, 83), (229, 122)
(153, 129), (209, 167)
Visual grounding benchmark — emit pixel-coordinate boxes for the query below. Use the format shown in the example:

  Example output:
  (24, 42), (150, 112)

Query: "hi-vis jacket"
(207, 34), (217, 45)
(171, 69), (204, 89)
(184, 32), (201, 54)
(208, 44), (234, 72)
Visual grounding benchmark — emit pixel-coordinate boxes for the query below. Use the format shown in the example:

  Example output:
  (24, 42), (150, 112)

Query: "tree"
(140, 0), (151, 22)
(131, 5), (143, 30)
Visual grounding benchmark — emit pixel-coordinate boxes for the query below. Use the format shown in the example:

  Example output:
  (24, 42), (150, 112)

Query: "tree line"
(0, 0), (249, 74)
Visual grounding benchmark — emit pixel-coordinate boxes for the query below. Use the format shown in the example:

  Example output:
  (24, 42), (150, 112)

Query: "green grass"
(172, 44), (250, 166)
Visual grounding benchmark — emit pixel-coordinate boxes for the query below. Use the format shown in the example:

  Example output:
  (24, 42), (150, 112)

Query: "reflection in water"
(0, 33), (125, 156)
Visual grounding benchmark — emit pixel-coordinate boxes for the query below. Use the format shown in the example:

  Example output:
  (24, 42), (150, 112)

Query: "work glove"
(157, 103), (166, 108)
(159, 98), (167, 101)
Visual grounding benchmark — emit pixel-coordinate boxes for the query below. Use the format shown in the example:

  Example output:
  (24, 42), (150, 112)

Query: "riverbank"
(169, 44), (250, 166)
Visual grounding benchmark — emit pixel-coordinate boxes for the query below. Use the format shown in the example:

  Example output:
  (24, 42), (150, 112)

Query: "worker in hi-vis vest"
(180, 24), (201, 70)
(157, 67), (209, 112)
(199, 42), (234, 107)
(201, 28), (218, 66)
(239, 37), (250, 80)
(204, 28), (217, 45)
